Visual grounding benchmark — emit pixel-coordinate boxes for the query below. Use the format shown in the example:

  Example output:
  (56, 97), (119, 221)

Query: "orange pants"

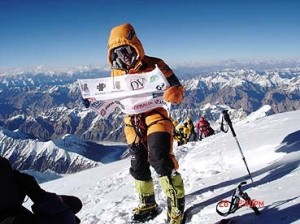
(124, 108), (179, 180)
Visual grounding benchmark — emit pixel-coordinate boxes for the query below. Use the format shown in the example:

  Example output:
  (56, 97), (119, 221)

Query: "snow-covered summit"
(33, 109), (300, 224)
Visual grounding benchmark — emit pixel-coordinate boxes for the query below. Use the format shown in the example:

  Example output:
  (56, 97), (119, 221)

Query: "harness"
(127, 109), (172, 148)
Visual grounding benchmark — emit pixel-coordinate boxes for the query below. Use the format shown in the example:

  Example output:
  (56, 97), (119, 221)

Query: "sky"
(24, 107), (300, 223)
(1, 0), (300, 69)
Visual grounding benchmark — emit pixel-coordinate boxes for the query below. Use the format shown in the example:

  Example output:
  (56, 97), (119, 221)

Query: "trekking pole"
(222, 110), (254, 184)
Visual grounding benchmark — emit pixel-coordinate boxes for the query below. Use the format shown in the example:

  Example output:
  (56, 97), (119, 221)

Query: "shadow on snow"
(184, 131), (300, 223)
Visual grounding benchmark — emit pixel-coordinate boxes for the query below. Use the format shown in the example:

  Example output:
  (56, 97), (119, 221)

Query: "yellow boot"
(159, 172), (185, 224)
(132, 179), (159, 223)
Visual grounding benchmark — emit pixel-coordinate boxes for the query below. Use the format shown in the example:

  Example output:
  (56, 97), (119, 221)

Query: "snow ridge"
(34, 109), (300, 224)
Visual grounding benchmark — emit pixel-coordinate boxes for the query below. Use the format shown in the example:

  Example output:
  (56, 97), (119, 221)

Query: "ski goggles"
(114, 45), (134, 58)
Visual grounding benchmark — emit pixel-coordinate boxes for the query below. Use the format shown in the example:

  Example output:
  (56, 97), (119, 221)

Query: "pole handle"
(222, 110), (232, 125)
(222, 110), (236, 137)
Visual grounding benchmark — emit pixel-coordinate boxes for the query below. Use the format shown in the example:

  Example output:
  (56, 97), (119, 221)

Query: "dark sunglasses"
(114, 46), (133, 58)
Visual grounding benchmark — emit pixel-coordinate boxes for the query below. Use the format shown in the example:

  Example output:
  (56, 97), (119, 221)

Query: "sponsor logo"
(152, 93), (163, 98)
(150, 74), (159, 82)
(127, 29), (135, 40)
(105, 102), (115, 110)
(114, 81), (121, 90)
(96, 83), (106, 91)
(100, 109), (106, 116)
(81, 83), (89, 92)
(133, 101), (154, 110)
(156, 83), (165, 91)
(91, 101), (105, 109)
(130, 78), (145, 90)
(154, 99), (164, 104)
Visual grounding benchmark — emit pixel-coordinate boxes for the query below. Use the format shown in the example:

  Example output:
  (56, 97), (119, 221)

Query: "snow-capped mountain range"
(1, 62), (299, 142)
(175, 66), (300, 120)
(0, 127), (127, 181)
(1, 61), (299, 180)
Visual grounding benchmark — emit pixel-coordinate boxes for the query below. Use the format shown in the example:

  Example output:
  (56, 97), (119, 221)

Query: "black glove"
(81, 97), (90, 108)
(13, 171), (46, 203)
(0, 156), (12, 171)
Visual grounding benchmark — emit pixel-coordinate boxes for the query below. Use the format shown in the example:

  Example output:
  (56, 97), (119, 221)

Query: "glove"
(13, 171), (46, 203)
(0, 156), (12, 171)
(60, 195), (83, 214)
(163, 85), (184, 105)
(81, 97), (91, 108)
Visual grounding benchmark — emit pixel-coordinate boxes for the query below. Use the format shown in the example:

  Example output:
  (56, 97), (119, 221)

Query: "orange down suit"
(107, 23), (184, 180)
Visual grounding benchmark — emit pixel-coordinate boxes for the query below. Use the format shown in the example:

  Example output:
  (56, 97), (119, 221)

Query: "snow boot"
(159, 172), (185, 224)
(131, 179), (159, 223)
(166, 197), (185, 224)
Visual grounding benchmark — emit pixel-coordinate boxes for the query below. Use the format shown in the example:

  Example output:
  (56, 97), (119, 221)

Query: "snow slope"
(30, 109), (300, 224)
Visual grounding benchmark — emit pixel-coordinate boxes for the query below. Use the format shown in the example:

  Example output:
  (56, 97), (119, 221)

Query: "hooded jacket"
(107, 23), (180, 85)
(107, 23), (183, 176)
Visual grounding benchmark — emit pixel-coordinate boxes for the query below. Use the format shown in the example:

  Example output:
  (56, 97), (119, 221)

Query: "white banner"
(88, 100), (121, 118)
(78, 66), (170, 118)
(78, 66), (169, 101)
